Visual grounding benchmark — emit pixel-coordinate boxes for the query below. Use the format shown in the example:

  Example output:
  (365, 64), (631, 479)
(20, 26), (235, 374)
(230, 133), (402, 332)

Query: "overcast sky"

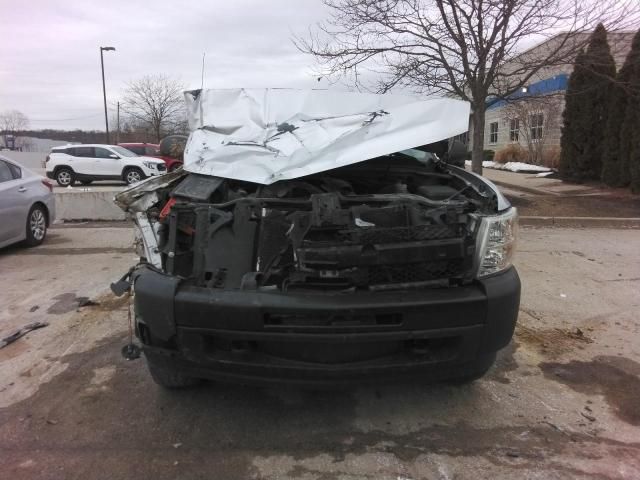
(0, 0), (333, 130)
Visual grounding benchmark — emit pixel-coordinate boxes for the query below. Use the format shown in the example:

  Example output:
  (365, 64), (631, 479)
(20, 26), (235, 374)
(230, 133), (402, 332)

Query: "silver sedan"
(0, 155), (56, 249)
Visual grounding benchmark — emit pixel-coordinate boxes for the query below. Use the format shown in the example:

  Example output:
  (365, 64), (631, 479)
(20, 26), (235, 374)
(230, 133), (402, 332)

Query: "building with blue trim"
(468, 32), (634, 165)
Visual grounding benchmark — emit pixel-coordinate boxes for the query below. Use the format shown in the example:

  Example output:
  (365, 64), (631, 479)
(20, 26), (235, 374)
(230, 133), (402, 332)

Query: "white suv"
(45, 144), (167, 186)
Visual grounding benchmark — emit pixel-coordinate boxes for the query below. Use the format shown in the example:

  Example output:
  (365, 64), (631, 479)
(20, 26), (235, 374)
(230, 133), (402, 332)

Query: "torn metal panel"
(114, 169), (187, 211)
(134, 212), (162, 268)
(183, 89), (470, 185)
(171, 174), (224, 201)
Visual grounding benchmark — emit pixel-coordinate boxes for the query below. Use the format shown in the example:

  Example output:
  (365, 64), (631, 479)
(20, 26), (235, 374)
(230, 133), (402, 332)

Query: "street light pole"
(99, 46), (115, 144)
(116, 101), (120, 144)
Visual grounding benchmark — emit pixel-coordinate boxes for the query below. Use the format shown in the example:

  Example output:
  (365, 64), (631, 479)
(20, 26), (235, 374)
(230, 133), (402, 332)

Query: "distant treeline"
(10, 129), (160, 145)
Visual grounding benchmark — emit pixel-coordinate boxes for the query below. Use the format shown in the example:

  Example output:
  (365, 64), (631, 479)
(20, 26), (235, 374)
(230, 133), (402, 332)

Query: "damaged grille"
(337, 224), (460, 244)
(368, 259), (465, 285)
(280, 198), (476, 291)
(161, 186), (478, 292)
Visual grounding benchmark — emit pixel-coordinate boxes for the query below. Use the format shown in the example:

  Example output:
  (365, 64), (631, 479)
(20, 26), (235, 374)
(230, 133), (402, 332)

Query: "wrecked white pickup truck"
(113, 89), (520, 388)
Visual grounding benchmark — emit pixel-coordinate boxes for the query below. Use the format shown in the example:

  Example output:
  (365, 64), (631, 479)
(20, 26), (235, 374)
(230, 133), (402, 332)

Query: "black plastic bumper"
(134, 266), (520, 385)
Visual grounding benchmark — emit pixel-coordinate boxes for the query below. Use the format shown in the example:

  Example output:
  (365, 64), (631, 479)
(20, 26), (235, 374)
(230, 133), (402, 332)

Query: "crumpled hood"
(183, 88), (470, 185)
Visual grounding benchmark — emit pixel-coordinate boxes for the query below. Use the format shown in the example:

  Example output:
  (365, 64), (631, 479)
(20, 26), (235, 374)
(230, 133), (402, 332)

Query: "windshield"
(111, 146), (138, 157)
(398, 148), (438, 165)
(399, 148), (428, 160)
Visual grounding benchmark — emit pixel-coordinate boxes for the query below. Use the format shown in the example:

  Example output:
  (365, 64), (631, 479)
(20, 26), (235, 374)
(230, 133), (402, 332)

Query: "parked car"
(118, 143), (183, 172)
(0, 155), (55, 249)
(45, 144), (167, 186)
(113, 89), (520, 388)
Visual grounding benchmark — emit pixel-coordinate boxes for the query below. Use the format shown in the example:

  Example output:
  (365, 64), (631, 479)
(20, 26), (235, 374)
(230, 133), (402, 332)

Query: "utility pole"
(116, 101), (120, 144)
(201, 52), (206, 90)
(99, 46), (116, 144)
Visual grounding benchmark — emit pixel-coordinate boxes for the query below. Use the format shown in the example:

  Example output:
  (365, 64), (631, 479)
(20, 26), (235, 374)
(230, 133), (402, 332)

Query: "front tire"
(55, 167), (75, 187)
(123, 167), (145, 185)
(25, 204), (48, 246)
(146, 359), (200, 389)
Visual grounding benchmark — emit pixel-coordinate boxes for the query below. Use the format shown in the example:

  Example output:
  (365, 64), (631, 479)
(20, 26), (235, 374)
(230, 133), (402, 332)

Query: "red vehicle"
(118, 143), (183, 172)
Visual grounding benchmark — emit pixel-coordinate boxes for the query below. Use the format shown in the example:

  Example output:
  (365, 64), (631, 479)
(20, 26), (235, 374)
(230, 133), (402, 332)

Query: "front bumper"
(134, 266), (520, 385)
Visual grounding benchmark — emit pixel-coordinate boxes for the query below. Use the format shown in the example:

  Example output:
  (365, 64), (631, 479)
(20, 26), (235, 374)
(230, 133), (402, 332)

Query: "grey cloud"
(0, 0), (329, 130)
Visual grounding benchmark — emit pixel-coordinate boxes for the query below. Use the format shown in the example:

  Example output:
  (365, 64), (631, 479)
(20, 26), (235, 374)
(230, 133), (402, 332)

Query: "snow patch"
(465, 160), (552, 173)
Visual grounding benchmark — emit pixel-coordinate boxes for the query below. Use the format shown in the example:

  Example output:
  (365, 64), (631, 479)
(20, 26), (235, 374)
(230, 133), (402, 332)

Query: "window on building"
(530, 113), (544, 140)
(509, 119), (520, 142)
(489, 122), (499, 144)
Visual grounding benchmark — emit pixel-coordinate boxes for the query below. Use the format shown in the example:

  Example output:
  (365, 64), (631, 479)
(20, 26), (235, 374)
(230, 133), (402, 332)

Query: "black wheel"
(123, 167), (145, 185)
(55, 167), (75, 187)
(80, 180), (93, 185)
(25, 204), (48, 246)
(448, 353), (497, 384)
(146, 359), (200, 389)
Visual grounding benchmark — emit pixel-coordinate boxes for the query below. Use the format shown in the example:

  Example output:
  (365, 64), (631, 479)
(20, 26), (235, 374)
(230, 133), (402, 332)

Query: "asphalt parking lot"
(1, 224), (639, 479)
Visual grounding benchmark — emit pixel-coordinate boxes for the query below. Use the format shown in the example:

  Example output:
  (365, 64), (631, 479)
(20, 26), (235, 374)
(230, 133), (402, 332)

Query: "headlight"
(142, 161), (154, 169)
(476, 208), (518, 278)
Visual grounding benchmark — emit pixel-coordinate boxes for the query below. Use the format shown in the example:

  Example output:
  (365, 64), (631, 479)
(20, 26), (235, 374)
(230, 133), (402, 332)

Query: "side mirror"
(109, 154), (120, 159)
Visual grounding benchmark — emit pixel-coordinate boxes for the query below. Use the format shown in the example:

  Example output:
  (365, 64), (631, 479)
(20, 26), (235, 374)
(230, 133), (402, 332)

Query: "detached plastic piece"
(110, 268), (134, 297)
(159, 197), (177, 221)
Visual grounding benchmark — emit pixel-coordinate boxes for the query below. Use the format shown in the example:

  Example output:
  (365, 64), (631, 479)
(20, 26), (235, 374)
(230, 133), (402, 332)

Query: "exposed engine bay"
(111, 89), (520, 388)
(116, 150), (505, 294)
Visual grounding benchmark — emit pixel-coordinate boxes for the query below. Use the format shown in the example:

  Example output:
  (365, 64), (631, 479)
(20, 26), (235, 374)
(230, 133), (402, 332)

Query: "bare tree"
(0, 110), (29, 149)
(296, 0), (640, 174)
(122, 75), (186, 142)
(503, 94), (562, 164)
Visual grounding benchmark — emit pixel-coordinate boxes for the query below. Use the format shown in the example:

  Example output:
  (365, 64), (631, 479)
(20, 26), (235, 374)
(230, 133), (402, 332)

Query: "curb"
(54, 190), (125, 221)
(520, 216), (640, 228)
(51, 220), (132, 229)
(491, 180), (556, 196)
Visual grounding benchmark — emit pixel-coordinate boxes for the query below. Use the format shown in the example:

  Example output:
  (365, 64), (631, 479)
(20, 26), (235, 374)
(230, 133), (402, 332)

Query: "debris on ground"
(77, 297), (100, 307)
(581, 412), (597, 422)
(565, 328), (593, 343)
(0, 322), (49, 349)
(516, 324), (593, 357)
